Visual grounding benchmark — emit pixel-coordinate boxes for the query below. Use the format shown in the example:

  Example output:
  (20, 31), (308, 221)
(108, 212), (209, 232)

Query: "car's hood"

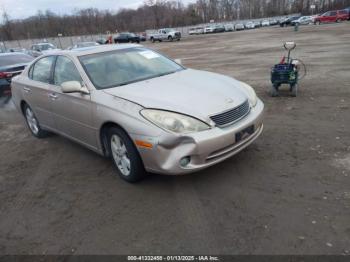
(103, 69), (248, 122)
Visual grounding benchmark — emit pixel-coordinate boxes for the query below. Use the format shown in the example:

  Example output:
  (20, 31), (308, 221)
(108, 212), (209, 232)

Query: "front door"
(49, 55), (97, 150)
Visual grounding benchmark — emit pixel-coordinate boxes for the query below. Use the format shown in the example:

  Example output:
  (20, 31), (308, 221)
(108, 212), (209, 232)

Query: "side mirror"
(61, 81), (89, 94)
(284, 42), (296, 50)
(174, 59), (182, 65)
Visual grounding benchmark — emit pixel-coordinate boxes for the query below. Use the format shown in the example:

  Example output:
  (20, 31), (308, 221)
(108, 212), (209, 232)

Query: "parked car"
(213, 24), (225, 33)
(269, 19), (278, 26)
(279, 16), (301, 27)
(224, 24), (234, 32)
(138, 33), (147, 42)
(235, 23), (245, 31)
(261, 20), (270, 27)
(344, 7), (350, 20)
(245, 21), (255, 29)
(114, 32), (140, 44)
(69, 42), (100, 50)
(11, 44), (264, 182)
(29, 43), (60, 57)
(148, 28), (181, 42)
(189, 27), (204, 35)
(0, 52), (33, 97)
(291, 16), (313, 26)
(204, 26), (215, 34)
(189, 28), (197, 35)
(96, 38), (108, 45)
(196, 27), (205, 34)
(314, 10), (349, 24)
(253, 21), (261, 28)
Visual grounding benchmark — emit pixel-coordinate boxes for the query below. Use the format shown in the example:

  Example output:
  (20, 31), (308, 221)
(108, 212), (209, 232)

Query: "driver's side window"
(53, 56), (82, 87)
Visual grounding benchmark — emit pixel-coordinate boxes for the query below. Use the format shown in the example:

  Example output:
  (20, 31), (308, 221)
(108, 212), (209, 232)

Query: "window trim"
(52, 55), (82, 87)
(28, 55), (57, 84)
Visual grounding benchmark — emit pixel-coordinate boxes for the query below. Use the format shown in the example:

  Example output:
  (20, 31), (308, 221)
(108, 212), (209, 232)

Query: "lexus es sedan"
(11, 44), (264, 182)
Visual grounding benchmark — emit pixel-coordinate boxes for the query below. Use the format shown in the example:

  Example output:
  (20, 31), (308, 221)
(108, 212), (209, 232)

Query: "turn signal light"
(135, 140), (153, 149)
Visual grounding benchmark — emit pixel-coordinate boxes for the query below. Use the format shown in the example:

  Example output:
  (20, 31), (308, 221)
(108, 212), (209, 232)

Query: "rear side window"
(330, 11), (337, 16)
(31, 56), (55, 83)
(53, 56), (82, 86)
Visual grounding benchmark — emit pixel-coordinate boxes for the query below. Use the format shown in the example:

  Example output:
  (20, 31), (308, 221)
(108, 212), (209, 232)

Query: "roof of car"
(54, 44), (142, 57)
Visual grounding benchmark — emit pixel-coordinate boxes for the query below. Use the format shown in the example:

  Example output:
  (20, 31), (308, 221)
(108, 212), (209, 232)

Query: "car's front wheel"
(108, 127), (146, 183)
(24, 104), (48, 138)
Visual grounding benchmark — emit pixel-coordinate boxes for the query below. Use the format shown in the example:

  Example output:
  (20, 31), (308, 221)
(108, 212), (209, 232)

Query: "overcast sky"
(0, 0), (196, 20)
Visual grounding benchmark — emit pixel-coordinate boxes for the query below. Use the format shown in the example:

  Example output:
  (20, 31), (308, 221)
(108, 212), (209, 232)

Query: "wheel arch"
(20, 100), (28, 116)
(99, 121), (131, 157)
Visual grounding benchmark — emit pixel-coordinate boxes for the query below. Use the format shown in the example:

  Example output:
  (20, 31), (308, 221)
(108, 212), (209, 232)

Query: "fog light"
(180, 156), (191, 167)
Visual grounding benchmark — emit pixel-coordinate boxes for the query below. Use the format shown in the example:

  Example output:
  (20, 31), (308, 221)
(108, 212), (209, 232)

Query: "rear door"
(24, 56), (56, 129)
(49, 55), (97, 149)
(329, 11), (337, 22)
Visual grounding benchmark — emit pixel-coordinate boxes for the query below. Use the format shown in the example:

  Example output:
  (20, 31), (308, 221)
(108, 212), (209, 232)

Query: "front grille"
(210, 100), (250, 127)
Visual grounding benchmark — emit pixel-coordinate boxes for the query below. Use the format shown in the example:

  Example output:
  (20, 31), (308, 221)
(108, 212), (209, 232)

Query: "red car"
(314, 10), (349, 24)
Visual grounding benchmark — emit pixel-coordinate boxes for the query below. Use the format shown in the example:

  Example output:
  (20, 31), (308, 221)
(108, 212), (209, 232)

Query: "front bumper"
(134, 99), (264, 175)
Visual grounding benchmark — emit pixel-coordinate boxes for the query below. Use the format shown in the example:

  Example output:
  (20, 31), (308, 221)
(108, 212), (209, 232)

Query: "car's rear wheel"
(336, 19), (340, 23)
(270, 84), (279, 97)
(168, 36), (173, 42)
(24, 104), (48, 138)
(108, 127), (146, 183)
(151, 37), (155, 43)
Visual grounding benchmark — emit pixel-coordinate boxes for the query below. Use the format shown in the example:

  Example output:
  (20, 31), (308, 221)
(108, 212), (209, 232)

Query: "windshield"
(79, 47), (184, 89)
(0, 54), (33, 67)
(39, 44), (56, 51)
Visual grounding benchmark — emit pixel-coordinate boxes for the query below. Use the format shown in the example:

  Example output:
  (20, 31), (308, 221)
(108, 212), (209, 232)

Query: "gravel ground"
(0, 22), (349, 255)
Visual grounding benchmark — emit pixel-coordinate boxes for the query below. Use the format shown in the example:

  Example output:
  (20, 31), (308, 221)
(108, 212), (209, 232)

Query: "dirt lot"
(0, 23), (350, 255)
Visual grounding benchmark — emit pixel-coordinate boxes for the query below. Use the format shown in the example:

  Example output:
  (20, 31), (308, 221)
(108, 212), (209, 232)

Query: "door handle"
(49, 93), (58, 100)
(23, 87), (31, 93)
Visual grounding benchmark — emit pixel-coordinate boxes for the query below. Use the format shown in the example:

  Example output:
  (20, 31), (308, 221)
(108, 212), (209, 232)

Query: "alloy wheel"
(111, 134), (131, 176)
(25, 107), (39, 135)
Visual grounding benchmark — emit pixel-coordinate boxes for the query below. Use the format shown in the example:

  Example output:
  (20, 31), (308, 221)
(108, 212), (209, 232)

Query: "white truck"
(148, 28), (181, 43)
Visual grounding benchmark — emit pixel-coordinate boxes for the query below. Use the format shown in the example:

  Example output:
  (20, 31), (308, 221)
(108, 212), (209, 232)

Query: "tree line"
(1, 0), (349, 41)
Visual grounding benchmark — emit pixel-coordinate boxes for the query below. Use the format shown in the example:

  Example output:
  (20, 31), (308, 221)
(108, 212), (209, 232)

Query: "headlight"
(141, 109), (210, 134)
(239, 81), (258, 107)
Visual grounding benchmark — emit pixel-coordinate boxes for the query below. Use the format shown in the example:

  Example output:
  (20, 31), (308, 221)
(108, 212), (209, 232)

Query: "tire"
(291, 84), (298, 97)
(107, 127), (146, 183)
(336, 19), (340, 23)
(23, 104), (49, 138)
(151, 37), (155, 43)
(270, 85), (279, 97)
(168, 36), (173, 42)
